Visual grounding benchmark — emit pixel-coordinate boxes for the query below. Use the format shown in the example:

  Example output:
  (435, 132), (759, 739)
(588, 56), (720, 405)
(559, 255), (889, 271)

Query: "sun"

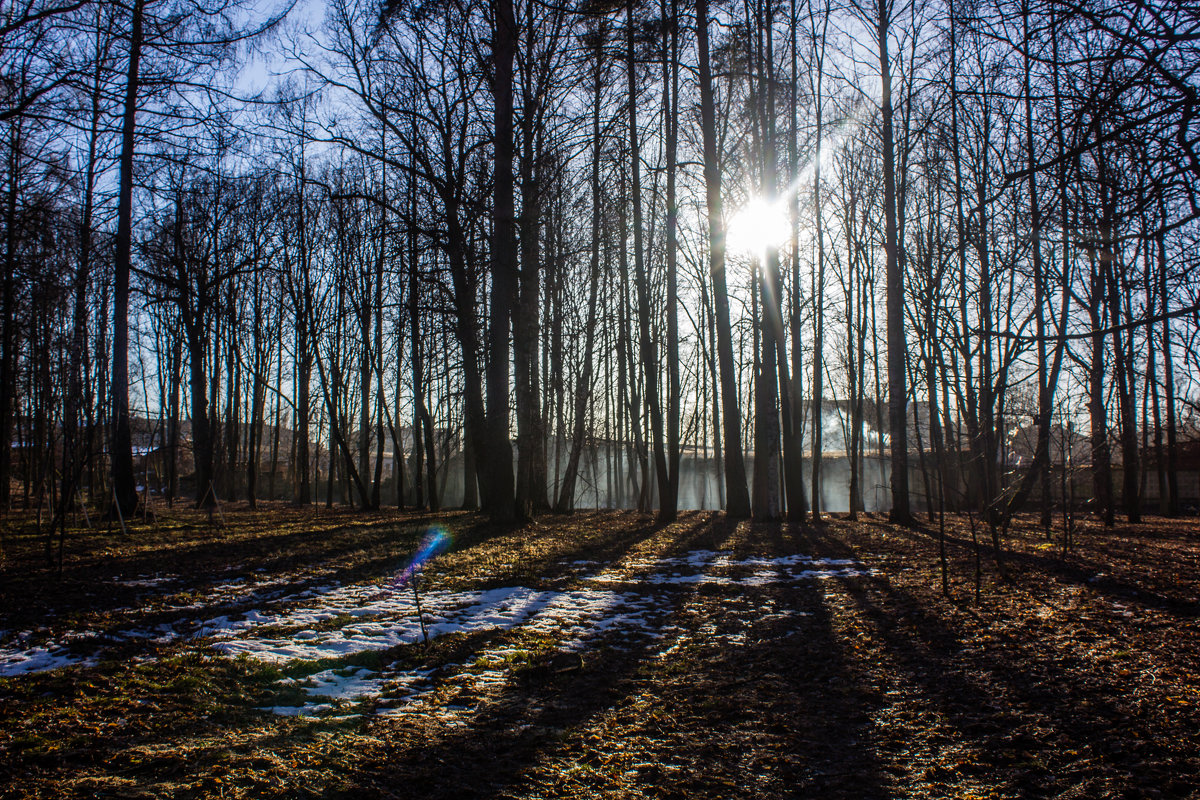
(726, 197), (791, 256)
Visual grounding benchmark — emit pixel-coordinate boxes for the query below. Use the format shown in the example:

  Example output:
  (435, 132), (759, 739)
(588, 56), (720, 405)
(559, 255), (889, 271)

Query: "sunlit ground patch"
(0, 642), (98, 676)
(237, 549), (872, 716)
(0, 548), (872, 694)
(590, 550), (875, 586)
(0, 568), (351, 676)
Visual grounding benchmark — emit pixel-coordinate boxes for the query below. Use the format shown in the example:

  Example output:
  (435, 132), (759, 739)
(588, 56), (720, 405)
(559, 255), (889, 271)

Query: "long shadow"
(2, 509), (732, 617)
(0, 514), (723, 797)
(6, 512), (725, 671)
(332, 515), (723, 798)
(92, 515), (719, 669)
(829, 550), (1198, 798)
(2, 510), (650, 630)
(647, 520), (890, 798)
(0, 513), (442, 623)
(350, 641), (652, 798)
(878, 517), (1200, 618)
(335, 516), (892, 799)
(28, 513), (1144, 797)
(727, 520), (1196, 795)
(0, 644), (345, 794)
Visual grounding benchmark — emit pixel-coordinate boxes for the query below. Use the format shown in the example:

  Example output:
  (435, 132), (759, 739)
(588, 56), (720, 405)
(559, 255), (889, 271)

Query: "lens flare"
(390, 526), (452, 588)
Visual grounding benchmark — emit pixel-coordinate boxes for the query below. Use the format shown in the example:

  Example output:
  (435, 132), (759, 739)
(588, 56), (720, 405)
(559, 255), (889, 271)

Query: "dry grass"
(1, 506), (1198, 798)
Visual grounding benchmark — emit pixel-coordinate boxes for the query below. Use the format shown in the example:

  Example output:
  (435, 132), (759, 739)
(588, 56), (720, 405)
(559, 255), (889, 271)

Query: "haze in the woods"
(3, 0), (1199, 527)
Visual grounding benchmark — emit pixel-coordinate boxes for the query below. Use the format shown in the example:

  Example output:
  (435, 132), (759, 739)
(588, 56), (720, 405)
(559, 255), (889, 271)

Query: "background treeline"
(1, 0), (1198, 538)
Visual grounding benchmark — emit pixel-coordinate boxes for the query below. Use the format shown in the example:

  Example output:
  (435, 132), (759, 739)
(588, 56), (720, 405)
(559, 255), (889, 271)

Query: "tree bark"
(485, 0), (517, 520)
(878, 0), (910, 524)
(663, 0), (681, 520)
(557, 24), (606, 512)
(626, 0), (669, 516)
(697, 0), (751, 518)
(110, 0), (145, 518)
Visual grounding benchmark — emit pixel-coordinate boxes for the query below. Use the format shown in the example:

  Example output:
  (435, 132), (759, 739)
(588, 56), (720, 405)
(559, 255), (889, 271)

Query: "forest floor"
(0, 504), (1198, 799)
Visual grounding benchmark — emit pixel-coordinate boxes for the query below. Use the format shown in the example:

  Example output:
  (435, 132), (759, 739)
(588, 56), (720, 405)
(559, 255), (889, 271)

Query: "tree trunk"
(626, 0), (669, 517)
(1101, 180), (1139, 523)
(809, 5), (827, 521)
(663, 0), (681, 520)
(557, 28), (606, 512)
(187, 320), (214, 509)
(514, 63), (546, 519)
(697, 0), (751, 518)
(878, 1), (910, 524)
(110, 0), (145, 518)
(1087, 245), (1114, 527)
(485, 0), (518, 520)
(0, 125), (17, 511)
(1157, 200), (1178, 516)
(1022, 0), (1052, 530)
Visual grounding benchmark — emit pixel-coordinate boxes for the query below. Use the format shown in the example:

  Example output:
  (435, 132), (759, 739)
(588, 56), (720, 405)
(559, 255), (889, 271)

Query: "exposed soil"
(1, 505), (1198, 799)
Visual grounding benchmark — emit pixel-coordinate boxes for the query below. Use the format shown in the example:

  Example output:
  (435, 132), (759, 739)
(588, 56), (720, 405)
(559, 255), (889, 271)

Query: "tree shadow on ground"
(334, 522), (717, 798)
(337, 517), (892, 799)
(879, 517), (1200, 617)
(824, 522), (1200, 799)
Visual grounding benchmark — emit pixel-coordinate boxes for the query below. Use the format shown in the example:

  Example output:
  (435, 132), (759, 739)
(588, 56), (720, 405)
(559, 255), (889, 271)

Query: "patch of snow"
(301, 666), (389, 700)
(1, 548), (873, 681)
(261, 702), (334, 716)
(255, 587), (674, 714)
(588, 566), (874, 586)
(113, 575), (177, 589)
(0, 645), (95, 676)
(213, 585), (661, 663)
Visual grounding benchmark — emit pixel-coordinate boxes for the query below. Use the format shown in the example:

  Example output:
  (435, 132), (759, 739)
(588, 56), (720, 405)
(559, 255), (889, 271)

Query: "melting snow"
(0, 548), (873, 691)
(0, 644), (96, 676)
(211, 585), (660, 664)
(113, 575), (177, 589)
